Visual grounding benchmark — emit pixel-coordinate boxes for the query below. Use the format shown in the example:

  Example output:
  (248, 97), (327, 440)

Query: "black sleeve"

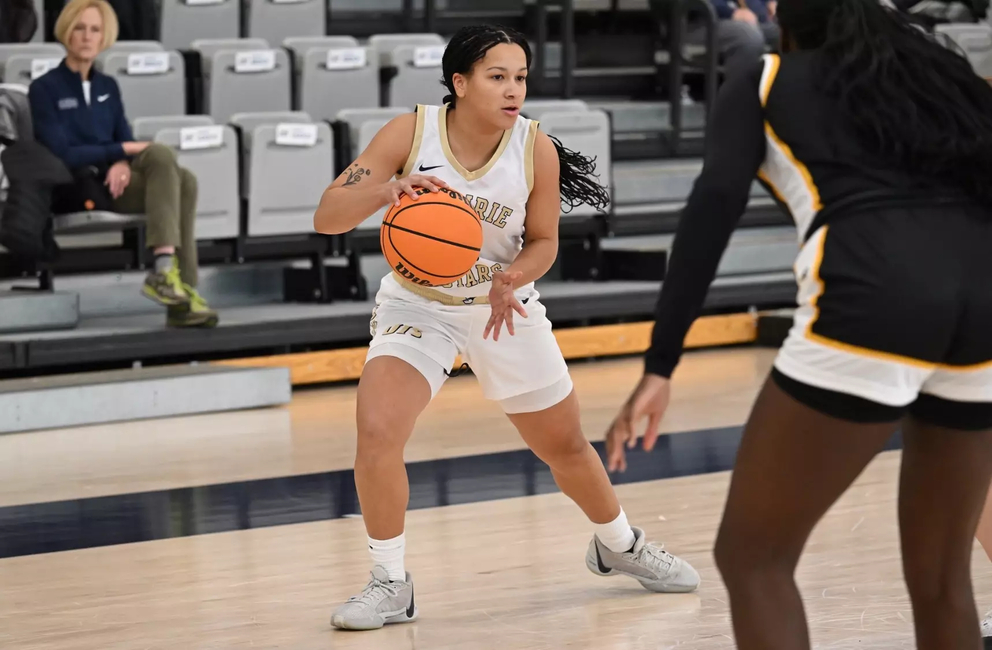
(643, 60), (768, 378)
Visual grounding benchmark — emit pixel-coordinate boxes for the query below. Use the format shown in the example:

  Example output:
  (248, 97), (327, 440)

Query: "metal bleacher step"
(589, 100), (707, 134)
(0, 365), (291, 434)
(0, 291), (80, 334)
(599, 226), (800, 281)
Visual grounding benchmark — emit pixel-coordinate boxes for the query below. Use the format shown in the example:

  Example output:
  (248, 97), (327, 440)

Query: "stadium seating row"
(0, 34), (452, 123)
(0, 82), (611, 243)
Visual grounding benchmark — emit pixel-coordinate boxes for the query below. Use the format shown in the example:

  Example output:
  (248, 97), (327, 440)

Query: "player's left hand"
(484, 270), (527, 341)
(605, 374), (671, 473)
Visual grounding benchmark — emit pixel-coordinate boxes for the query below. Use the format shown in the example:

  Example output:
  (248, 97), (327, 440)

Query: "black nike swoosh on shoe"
(406, 584), (415, 618)
(596, 541), (611, 574)
(419, 164), (444, 172)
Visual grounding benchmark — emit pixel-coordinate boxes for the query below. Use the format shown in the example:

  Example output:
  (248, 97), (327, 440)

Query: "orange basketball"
(381, 186), (483, 287)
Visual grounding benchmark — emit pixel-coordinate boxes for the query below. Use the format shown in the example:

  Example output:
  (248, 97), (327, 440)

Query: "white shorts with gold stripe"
(365, 273), (572, 413)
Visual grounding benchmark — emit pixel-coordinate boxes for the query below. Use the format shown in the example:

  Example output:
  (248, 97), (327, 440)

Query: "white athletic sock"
(368, 533), (406, 582)
(594, 509), (637, 553)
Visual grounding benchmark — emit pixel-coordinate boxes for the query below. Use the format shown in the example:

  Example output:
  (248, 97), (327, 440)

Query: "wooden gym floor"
(1, 347), (990, 649)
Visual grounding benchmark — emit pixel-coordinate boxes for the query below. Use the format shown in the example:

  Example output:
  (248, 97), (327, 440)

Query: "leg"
(713, 373), (898, 650)
(332, 295), (458, 631)
(977, 482), (992, 563)
(115, 144), (187, 306)
(176, 167), (199, 288)
(508, 389), (620, 525)
(506, 381), (699, 593)
(898, 415), (992, 650)
(165, 168), (217, 328)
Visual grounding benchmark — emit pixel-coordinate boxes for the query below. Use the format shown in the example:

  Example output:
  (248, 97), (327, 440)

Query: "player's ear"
(452, 72), (469, 100)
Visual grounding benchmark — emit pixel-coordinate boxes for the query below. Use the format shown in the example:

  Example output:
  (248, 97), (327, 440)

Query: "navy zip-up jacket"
(28, 59), (132, 171)
(711, 0), (772, 22)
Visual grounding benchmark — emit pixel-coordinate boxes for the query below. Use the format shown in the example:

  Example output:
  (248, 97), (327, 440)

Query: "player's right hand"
(605, 373), (671, 473)
(383, 175), (449, 207)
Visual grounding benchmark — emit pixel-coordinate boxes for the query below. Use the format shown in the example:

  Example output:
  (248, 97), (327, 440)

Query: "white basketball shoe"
(331, 566), (417, 631)
(586, 526), (700, 593)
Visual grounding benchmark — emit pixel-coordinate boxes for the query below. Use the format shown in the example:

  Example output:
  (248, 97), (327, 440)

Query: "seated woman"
(28, 0), (217, 328)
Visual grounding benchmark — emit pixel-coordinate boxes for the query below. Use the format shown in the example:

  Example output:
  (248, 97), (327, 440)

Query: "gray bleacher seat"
(0, 84), (143, 239)
(193, 38), (291, 124)
(539, 109), (612, 218)
(160, 0), (240, 51)
(97, 41), (164, 55)
(245, 0), (325, 45)
(336, 107), (409, 230)
(369, 34), (446, 107)
(96, 50), (185, 120)
(284, 37), (378, 121)
(230, 112), (333, 236)
(0, 44), (64, 85)
(132, 116), (214, 140)
(522, 99), (589, 121)
(140, 117), (240, 240)
(936, 23), (992, 79)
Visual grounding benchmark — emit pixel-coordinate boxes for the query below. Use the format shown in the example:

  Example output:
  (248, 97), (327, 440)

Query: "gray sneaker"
(586, 526), (700, 593)
(331, 566), (417, 631)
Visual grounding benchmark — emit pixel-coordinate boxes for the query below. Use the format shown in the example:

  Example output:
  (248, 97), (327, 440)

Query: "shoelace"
(637, 542), (677, 573)
(349, 576), (400, 607)
(181, 283), (206, 309)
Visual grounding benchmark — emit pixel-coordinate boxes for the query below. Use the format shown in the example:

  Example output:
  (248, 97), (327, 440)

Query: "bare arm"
(506, 131), (561, 287)
(483, 132), (562, 341)
(313, 113), (447, 235)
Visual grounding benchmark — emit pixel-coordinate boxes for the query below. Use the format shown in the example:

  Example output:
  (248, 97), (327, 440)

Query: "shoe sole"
(586, 554), (699, 593)
(331, 607), (418, 631)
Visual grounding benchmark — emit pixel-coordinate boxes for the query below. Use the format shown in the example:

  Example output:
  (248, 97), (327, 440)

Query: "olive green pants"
(113, 143), (200, 287)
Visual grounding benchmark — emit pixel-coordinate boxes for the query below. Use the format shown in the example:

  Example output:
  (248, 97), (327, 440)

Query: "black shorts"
(773, 204), (992, 430)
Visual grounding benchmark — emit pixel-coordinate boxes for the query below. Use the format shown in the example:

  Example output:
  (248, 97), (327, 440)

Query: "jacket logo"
(97, 94), (110, 103)
(58, 98), (78, 110)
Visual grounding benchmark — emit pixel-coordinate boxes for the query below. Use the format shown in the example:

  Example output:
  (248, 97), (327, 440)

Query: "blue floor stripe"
(0, 426), (904, 559)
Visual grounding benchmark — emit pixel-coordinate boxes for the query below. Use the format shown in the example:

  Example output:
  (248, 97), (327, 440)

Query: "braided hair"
(778, 0), (992, 209)
(440, 25), (610, 213)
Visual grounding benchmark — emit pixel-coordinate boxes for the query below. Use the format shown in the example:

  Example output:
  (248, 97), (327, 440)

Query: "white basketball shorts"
(365, 273), (572, 414)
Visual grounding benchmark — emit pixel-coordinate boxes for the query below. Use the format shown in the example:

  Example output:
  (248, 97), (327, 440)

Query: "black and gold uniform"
(645, 52), (992, 429)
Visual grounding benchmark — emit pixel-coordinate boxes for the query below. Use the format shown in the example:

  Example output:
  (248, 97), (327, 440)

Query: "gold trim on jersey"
(759, 54), (780, 107)
(525, 120), (540, 193)
(438, 103), (513, 182)
(399, 105), (427, 179)
(392, 272), (490, 305)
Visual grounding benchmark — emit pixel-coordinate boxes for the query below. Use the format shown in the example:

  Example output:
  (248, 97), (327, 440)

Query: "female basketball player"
(606, 0), (992, 648)
(313, 25), (700, 631)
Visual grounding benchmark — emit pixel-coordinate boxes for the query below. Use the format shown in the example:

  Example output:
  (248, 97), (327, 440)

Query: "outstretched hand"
(484, 270), (527, 341)
(605, 374), (671, 473)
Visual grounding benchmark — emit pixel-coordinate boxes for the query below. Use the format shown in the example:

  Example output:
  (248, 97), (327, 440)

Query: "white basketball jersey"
(394, 103), (539, 301)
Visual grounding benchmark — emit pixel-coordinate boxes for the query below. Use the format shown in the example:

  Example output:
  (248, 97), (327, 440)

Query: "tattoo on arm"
(343, 166), (370, 187)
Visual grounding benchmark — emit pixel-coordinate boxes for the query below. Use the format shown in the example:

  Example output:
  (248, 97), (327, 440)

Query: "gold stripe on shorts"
(392, 272), (490, 306)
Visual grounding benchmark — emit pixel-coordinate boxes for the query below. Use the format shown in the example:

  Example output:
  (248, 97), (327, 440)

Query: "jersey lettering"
(383, 324), (423, 339)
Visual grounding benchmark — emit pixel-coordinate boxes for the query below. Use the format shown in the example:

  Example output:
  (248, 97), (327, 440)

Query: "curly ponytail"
(550, 135), (611, 213)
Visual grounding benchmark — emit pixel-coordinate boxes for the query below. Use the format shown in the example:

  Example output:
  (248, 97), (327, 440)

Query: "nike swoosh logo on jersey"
(97, 94), (110, 102)
(419, 164), (444, 172)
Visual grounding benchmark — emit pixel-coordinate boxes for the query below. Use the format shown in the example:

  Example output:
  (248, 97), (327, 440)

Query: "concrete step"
(0, 291), (79, 334)
(0, 364), (291, 434)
